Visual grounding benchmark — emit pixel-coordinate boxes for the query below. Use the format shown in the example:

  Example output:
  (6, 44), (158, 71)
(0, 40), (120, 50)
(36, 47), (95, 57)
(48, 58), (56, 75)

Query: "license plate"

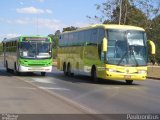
(124, 75), (131, 79)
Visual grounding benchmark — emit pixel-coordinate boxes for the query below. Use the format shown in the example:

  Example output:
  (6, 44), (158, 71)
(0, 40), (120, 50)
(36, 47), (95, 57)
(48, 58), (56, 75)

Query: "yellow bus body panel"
(97, 64), (147, 81)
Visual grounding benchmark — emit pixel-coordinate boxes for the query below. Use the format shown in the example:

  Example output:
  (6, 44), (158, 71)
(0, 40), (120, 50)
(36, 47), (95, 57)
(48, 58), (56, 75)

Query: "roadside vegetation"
(0, 0), (159, 63)
(49, 0), (160, 63)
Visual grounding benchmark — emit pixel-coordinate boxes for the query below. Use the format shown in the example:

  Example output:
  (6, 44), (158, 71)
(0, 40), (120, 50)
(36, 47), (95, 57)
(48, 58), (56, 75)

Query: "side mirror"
(102, 38), (107, 52)
(147, 40), (156, 55)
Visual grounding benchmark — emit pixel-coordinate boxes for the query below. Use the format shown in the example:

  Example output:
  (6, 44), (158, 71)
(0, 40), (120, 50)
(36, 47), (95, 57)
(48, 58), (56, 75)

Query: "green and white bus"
(57, 24), (155, 84)
(3, 36), (53, 76)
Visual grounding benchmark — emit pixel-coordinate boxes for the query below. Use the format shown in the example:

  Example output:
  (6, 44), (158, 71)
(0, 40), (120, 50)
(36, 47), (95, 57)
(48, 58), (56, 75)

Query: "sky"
(0, 0), (106, 41)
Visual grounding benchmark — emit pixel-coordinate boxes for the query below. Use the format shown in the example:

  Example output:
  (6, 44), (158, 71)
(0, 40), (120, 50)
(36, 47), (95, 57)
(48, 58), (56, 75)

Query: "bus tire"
(14, 63), (20, 75)
(41, 72), (46, 76)
(91, 67), (98, 83)
(67, 63), (71, 77)
(126, 80), (133, 85)
(63, 63), (67, 76)
(6, 61), (9, 72)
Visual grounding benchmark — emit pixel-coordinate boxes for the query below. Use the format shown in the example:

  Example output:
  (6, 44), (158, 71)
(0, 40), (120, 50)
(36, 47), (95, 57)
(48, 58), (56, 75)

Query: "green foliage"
(111, 0), (148, 28)
(48, 31), (60, 59)
(87, 0), (160, 62)
(147, 15), (160, 61)
(62, 26), (78, 32)
(88, 0), (160, 26)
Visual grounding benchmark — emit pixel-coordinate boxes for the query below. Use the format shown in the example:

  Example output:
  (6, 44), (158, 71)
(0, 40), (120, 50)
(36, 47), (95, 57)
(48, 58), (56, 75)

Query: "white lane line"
(38, 87), (70, 91)
(32, 78), (56, 84)
(11, 87), (36, 90)
(18, 76), (98, 114)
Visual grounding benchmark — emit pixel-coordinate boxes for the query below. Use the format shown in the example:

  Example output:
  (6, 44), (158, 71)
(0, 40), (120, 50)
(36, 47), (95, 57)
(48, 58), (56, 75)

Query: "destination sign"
(23, 37), (49, 41)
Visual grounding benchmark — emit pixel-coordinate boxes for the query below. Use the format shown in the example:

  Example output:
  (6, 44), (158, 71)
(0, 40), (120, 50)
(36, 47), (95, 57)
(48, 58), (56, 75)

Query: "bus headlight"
(107, 68), (117, 72)
(138, 70), (147, 74)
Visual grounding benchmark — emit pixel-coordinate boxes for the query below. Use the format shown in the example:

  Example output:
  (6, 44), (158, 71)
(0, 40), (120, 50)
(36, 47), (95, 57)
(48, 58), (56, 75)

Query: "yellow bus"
(57, 24), (155, 84)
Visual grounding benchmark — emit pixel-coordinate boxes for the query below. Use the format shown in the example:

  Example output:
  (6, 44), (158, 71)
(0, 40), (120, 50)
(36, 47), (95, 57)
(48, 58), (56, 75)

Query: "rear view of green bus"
(57, 24), (155, 84)
(3, 36), (53, 76)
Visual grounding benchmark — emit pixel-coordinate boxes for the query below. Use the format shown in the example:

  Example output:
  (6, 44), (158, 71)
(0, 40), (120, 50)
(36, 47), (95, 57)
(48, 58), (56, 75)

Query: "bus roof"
(62, 24), (145, 34)
(103, 24), (145, 31)
(2, 35), (50, 43)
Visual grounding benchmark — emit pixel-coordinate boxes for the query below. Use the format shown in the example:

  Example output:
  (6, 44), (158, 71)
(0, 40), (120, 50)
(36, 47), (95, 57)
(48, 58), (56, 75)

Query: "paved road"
(0, 71), (96, 114)
(0, 55), (160, 120)
(0, 64), (160, 115)
(44, 67), (160, 114)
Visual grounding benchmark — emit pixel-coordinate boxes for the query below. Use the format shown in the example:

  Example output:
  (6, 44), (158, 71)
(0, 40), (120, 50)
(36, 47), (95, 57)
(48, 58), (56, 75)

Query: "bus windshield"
(19, 42), (51, 59)
(106, 29), (147, 66)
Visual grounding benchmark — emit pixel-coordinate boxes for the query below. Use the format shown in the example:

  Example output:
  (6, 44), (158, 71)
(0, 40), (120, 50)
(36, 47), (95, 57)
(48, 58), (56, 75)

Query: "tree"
(111, 0), (148, 28)
(87, 0), (160, 61)
(62, 26), (78, 32)
(87, 0), (160, 28)
(87, 0), (119, 24)
(48, 30), (61, 59)
(147, 15), (160, 61)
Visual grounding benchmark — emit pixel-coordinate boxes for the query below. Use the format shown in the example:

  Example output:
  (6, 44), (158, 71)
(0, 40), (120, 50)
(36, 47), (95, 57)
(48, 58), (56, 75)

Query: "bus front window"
(37, 43), (51, 58)
(19, 42), (36, 58)
(19, 42), (51, 59)
(106, 30), (147, 66)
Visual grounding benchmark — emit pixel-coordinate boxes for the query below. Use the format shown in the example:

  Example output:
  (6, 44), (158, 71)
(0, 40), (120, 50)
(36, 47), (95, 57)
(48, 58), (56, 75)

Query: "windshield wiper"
(117, 50), (139, 66)
(131, 52), (139, 66)
(117, 51), (128, 65)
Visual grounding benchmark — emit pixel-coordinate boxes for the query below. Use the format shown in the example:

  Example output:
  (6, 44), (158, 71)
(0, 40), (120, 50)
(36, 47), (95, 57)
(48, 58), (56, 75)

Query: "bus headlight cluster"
(107, 68), (117, 72)
(138, 70), (147, 74)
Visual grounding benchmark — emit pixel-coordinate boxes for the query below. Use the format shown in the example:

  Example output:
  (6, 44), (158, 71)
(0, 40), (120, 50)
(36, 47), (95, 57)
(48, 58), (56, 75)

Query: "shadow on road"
(0, 68), (44, 77)
(48, 71), (140, 86)
(0, 67), (140, 86)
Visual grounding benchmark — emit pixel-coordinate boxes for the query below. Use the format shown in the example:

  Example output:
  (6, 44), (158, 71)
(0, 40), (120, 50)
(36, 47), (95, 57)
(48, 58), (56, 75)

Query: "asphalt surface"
(0, 64), (160, 114)
(0, 58), (160, 120)
(0, 67), (106, 119)
(45, 67), (160, 114)
(0, 71), (96, 114)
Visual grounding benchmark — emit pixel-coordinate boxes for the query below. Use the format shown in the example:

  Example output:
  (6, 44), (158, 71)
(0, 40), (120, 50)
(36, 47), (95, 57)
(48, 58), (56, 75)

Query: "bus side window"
(91, 29), (98, 44)
(73, 32), (78, 46)
(64, 34), (68, 46)
(79, 31), (84, 45)
(68, 34), (71, 46)
(60, 35), (64, 47)
(85, 30), (91, 45)
(70, 33), (74, 46)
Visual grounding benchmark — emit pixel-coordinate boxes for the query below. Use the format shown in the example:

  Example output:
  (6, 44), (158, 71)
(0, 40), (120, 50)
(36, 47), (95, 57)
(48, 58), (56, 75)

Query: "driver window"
(115, 41), (127, 58)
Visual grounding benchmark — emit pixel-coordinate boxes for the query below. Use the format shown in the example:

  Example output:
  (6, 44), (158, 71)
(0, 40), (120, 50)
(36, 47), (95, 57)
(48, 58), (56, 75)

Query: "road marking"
(38, 87), (70, 91)
(32, 78), (56, 84)
(13, 87), (37, 90)
(14, 75), (99, 114)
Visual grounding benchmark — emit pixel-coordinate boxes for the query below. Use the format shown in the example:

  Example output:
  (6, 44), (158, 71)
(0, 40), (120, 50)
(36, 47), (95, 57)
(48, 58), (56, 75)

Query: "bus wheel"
(126, 80), (133, 85)
(91, 67), (98, 83)
(63, 63), (67, 76)
(6, 61), (9, 72)
(41, 72), (46, 76)
(14, 63), (20, 75)
(67, 63), (71, 77)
